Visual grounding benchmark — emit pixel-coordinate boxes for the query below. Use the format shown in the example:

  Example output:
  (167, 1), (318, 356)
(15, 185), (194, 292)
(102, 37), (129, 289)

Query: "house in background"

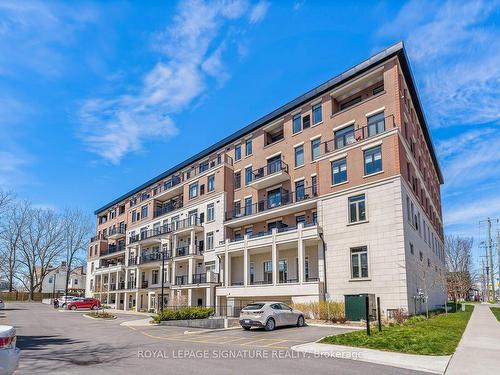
(40, 262), (86, 295)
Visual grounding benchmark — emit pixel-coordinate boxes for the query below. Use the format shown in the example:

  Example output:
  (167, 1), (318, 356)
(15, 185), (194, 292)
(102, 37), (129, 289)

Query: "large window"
(364, 146), (382, 175)
(294, 145), (304, 167)
(245, 139), (252, 156)
(264, 261), (273, 283)
(234, 171), (241, 189)
(189, 183), (198, 199)
(207, 174), (215, 192)
(234, 144), (241, 161)
(295, 180), (305, 201)
(312, 103), (322, 124)
(332, 158), (347, 185)
(335, 125), (355, 149)
(351, 246), (368, 279)
(367, 112), (385, 137)
(152, 270), (159, 284)
(206, 232), (214, 250)
(349, 194), (366, 223)
(311, 138), (321, 160)
(245, 166), (253, 185)
(292, 114), (302, 134)
(141, 205), (148, 219)
(207, 203), (214, 222)
(244, 197), (252, 215)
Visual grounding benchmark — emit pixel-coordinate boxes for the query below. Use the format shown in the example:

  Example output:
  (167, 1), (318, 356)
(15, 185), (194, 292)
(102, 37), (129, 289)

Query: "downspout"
(319, 232), (328, 300)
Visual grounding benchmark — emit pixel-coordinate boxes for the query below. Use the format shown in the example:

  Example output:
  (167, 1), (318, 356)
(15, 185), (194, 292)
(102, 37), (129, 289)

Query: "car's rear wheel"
(296, 315), (305, 327)
(71, 305), (77, 310)
(91, 305), (97, 310)
(265, 318), (275, 331)
(242, 326), (251, 331)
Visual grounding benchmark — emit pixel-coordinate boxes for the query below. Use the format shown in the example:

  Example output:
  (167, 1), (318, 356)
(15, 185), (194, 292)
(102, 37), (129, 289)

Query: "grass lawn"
(490, 307), (500, 322)
(320, 305), (473, 356)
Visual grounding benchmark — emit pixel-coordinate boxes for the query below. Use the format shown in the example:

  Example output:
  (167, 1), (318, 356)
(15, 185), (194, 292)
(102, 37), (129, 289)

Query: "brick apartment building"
(86, 41), (445, 317)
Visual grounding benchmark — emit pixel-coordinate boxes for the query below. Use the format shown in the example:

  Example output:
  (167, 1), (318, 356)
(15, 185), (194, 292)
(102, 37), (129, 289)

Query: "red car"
(66, 298), (101, 310)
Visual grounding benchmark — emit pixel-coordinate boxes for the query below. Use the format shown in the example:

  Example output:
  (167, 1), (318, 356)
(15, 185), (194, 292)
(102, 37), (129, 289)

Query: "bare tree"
(0, 200), (30, 291)
(16, 206), (64, 299)
(0, 189), (14, 211)
(61, 208), (92, 296)
(445, 235), (475, 303)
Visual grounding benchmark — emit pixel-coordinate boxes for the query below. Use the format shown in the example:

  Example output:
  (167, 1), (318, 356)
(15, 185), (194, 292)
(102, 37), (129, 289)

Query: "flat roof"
(95, 41), (443, 215)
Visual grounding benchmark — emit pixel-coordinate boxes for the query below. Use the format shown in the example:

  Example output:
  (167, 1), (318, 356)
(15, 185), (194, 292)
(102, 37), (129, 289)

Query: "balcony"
(101, 242), (125, 256)
(173, 217), (203, 234)
(175, 275), (188, 285)
(140, 251), (172, 265)
(153, 197), (183, 218)
(127, 281), (136, 289)
(320, 114), (395, 157)
(153, 174), (184, 202)
(93, 263), (125, 275)
(90, 233), (107, 243)
(108, 225), (127, 240)
(225, 186), (318, 227)
(247, 159), (289, 190)
(129, 224), (172, 245)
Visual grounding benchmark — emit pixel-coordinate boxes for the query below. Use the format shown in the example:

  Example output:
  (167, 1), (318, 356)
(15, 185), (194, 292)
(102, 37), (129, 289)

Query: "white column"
(272, 228), (278, 286)
(135, 291), (139, 310)
(190, 229), (195, 254)
(205, 287), (211, 307)
(115, 270), (119, 291)
(298, 239), (304, 284)
(188, 258), (194, 284)
(124, 270), (129, 290)
(187, 289), (193, 307)
(243, 236), (249, 287)
(171, 261), (176, 285)
(318, 241), (325, 283)
(224, 239), (230, 287)
(124, 292), (128, 311)
(165, 262), (170, 284)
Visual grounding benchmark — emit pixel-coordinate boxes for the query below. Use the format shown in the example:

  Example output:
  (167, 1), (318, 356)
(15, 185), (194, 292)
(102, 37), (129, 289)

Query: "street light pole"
(160, 250), (165, 312)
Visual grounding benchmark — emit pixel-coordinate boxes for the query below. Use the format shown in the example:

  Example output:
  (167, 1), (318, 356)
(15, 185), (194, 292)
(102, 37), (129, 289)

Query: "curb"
(83, 313), (118, 321)
(183, 326), (241, 335)
(307, 323), (364, 330)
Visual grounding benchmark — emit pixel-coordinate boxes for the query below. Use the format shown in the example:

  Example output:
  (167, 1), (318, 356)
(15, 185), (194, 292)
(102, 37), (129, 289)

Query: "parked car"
(0, 325), (20, 375)
(66, 298), (101, 311)
(239, 302), (305, 331)
(58, 296), (80, 308)
(0, 299), (4, 309)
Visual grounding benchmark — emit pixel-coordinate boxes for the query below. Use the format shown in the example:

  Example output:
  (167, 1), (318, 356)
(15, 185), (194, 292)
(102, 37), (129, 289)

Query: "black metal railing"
(140, 251), (172, 264)
(108, 225), (127, 237)
(90, 233), (107, 242)
(175, 275), (188, 285)
(129, 224), (172, 244)
(153, 198), (184, 218)
(102, 242), (125, 255)
(173, 217), (202, 231)
(175, 246), (189, 257)
(127, 281), (136, 289)
(226, 186), (317, 220)
(128, 256), (138, 266)
(191, 273), (207, 284)
(249, 280), (273, 285)
(118, 281), (125, 290)
(320, 114), (395, 155)
(141, 281), (149, 289)
(251, 159), (288, 182)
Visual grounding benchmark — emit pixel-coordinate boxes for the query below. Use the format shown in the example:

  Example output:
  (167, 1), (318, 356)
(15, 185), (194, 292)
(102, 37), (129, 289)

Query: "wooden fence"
(0, 291), (64, 301)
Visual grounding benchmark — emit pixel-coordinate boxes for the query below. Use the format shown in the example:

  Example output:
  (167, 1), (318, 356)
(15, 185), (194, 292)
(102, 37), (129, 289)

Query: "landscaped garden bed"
(320, 304), (473, 355)
(152, 306), (214, 323)
(84, 310), (117, 320)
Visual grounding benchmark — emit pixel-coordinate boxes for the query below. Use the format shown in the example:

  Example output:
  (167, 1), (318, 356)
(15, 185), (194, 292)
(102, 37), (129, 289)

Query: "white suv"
(239, 302), (305, 331)
(0, 325), (20, 375)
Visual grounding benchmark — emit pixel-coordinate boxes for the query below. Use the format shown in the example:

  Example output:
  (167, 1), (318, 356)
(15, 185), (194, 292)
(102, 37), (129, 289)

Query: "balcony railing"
(127, 281), (136, 289)
(153, 197), (184, 218)
(140, 281), (149, 289)
(173, 217), (202, 231)
(175, 275), (188, 285)
(175, 246), (189, 257)
(320, 114), (395, 156)
(90, 233), (107, 242)
(128, 256), (138, 266)
(101, 242), (125, 255)
(226, 186), (317, 221)
(249, 280), (273, 285)
(250, 159), (288, 182)
(191, 273), (207, 284)
(108, 225), (127, 237)
(140, 251), (172, 264)
(129, 224), (172, 244)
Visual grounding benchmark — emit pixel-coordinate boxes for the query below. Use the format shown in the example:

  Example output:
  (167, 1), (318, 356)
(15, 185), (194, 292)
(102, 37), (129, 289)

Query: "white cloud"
(377, 0), (500, 127)
(80, 0), (267, 163)
(249, 1), (269, 24)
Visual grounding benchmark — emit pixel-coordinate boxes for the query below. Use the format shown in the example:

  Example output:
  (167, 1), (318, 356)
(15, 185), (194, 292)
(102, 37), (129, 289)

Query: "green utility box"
(344, 294), (375, 321)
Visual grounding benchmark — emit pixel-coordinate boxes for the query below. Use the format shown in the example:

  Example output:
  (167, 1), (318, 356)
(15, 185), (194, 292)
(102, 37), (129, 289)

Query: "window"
(312, 103), (322, 124)
(373, 84), (384, 95)
(245, 226), (253, 236)
(152, 270), (159, 284)
(295, 180), (305, 201)
(335, 125), (355, 149)
(245, 139), (252, 156)
(141, 192), (150, 202)
(296, 215), (306, 226)
(48, 276), (53, 283)
(234, 171), (241, 189)
(207, 174), (215, 192)
(200, 184), (205, 195)
(410, 242), (414, 255)
(311, 138), (321, 160)
(340, 95), (361, 110)
(367, 112), (385, 137)
(132, 210), (138, 223)
(332, 158), (347, 185)
(312, 212), (318, 224)
(311, 175), (318, 195)
(189, 183), (198, 199)
(207, 203), (214, 222)
(263, 261), (273, 283)
(205, 261), (216, 272)
(351, 246), (368, 278)
(364, 146), (382, 175)
(244, 197), (252, 215)
(199, 161), (209, 173)
(206, 232), (214, 250)
(234, 144), (241, 161)
(234, 229), (242, 241)
(141, 205), (148, 219)
(294, 145), (304, 167)
(292, 114), (302, 134)
(119, 205), (125, 215)
(234, 201), (241, 217)
(303, 114), (310, 129)
(349, 194), (366, 223)
(245, 166), (253, 185)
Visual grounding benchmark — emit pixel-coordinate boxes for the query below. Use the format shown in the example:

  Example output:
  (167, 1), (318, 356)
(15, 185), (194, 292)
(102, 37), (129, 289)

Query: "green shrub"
(152, 307), (214, 323)
(291, 301), (345, 322)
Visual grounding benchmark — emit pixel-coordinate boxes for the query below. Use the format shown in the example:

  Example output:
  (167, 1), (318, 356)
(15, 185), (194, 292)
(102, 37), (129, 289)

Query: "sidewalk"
(446, 304), (500, 374)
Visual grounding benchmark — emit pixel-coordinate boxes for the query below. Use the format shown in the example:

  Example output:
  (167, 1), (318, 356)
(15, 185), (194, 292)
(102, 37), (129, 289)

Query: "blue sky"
(1, 0), (500, 253)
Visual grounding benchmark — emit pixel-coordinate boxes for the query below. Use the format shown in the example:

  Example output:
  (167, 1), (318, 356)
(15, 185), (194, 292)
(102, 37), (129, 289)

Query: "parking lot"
(2, 302), (427, 375)
(129, 322), (355, 350)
